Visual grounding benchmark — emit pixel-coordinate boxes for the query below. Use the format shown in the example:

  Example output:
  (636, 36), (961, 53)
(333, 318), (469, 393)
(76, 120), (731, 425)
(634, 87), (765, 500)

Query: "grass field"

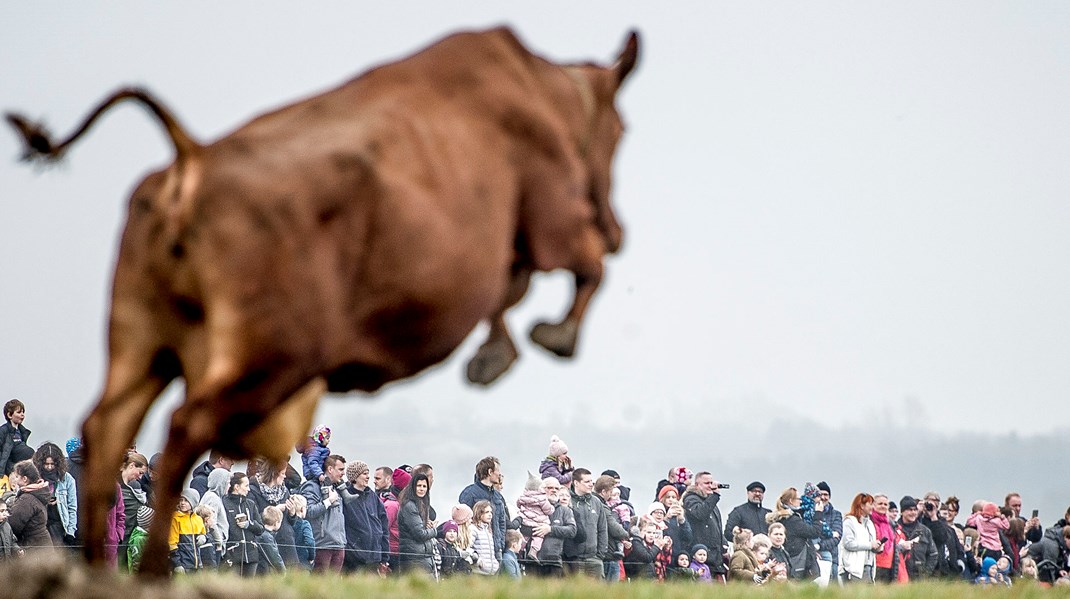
(2, 555), (1063, 599)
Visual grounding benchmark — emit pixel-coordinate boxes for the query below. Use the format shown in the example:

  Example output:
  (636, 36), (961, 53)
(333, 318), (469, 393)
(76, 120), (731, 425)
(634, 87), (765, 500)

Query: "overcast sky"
(2, 3), (1069, 507)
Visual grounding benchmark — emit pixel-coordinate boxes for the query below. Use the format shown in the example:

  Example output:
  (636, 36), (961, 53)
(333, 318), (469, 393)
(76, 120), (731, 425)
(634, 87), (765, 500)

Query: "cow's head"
(567, 31), (639, 254)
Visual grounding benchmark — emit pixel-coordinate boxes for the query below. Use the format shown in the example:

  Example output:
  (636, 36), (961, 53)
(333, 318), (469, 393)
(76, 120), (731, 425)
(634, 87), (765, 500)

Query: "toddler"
(194, 504), (221, 569)
(690, 543), (713, 582)
(670, 552), (698, 580)
(501, 529), (522, 579)
(301, 424), (331, 483)
(538, 435), (573, 485)
(966, 502), (1010, 560)
(515, 472), (554, 560)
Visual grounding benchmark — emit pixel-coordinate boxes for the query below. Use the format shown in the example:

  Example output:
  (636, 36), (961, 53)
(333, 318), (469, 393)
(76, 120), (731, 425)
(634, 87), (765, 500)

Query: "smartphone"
(879, 536), (888, 545)
(1031, 509), (1039, 519)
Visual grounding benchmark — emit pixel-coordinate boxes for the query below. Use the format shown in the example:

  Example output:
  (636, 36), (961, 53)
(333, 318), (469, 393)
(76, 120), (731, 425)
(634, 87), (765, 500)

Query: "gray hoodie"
(301, 480), (346, 549)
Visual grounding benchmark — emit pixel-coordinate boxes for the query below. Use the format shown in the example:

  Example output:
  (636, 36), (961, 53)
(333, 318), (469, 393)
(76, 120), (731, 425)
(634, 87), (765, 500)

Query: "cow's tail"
(5, 86), (199, 164)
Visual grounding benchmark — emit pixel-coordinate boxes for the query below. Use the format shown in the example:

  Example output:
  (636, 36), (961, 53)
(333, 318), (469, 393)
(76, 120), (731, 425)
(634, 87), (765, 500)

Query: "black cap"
(601, 469), (620, 479)
(816, 481), (831, 496)
(746, 481), (766, 492)
(899, 496), (918, 511)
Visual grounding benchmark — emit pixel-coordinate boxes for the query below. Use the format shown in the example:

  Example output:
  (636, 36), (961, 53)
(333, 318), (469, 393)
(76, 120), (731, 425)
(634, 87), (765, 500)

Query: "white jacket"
(471, 522), (500, 575)
(838, 514), (877, 580)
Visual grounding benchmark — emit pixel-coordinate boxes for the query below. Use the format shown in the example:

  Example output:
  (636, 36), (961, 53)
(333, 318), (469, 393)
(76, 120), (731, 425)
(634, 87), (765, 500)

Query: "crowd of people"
(1, 400), (1068, 587)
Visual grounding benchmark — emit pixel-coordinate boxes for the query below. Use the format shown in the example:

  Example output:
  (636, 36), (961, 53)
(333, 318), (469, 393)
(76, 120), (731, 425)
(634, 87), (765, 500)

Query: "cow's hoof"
(529, 320), (578, 358)
(466, 338), (518, 385)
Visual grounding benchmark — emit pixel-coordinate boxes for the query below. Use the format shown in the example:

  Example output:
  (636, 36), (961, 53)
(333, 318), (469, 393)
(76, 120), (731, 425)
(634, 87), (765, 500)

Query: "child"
(539, 435), (573, 485)
(515, 471), (554, 561)
(690, 543), (713, 582)
(607, 487), (634, 532)
(502, 529), (523, 579)
(436, 520), (472, 577)
(0, 500), (21, 560)
(257, 505), (286, 574)
(301, 425), (331, 483)
(128, 505), (154, 573)
(194, 504), (221, 570)
(966, 502), (1010, 560)
(290, 494), (315, 571)
(751, 536), (776, 585)
(669, 552), (698, 580)
(169, 488), (206, 573)
(471, 500), (499, 575)
(0, 399), (33, 477)
(976, 556), (999, 585)
(1020, 556), (1039, 580)
(623, 521), (661, 579)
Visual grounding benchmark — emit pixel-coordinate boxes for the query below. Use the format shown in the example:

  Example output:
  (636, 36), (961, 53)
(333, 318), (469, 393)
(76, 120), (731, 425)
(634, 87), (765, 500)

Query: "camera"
(718, 483), (731, 490)
(925, 501), (936, 511)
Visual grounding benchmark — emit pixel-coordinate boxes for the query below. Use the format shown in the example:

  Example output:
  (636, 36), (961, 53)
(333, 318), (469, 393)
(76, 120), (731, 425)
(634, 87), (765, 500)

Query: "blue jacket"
(301, 445), (330, 482)
(292, 517), (315, 569)
(340, 484), (390, 565)
(501, 549), (521, 578)
(459, 476), (507, 558)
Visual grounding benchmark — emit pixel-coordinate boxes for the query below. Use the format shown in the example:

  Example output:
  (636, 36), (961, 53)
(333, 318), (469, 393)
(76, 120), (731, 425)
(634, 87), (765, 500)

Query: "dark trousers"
(314, 548), (345, 573)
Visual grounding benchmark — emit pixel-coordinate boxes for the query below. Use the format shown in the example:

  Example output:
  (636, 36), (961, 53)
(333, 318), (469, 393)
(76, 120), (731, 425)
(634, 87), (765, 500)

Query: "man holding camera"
(897, 496), (937, 580)
(300, 454), (347, 573)
(682, 472), (729, 582)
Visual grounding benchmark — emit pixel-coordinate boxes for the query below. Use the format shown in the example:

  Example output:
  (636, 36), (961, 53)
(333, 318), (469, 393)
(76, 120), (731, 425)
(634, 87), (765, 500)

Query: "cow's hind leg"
(82, 349), (174, 566)
(530, 228), (605, 358)
(137, 367), (317, 577)
(467, 265), (532, 385)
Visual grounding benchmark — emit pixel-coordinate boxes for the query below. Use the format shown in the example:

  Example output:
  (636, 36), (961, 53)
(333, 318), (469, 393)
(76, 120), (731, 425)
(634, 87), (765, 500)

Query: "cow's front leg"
(466, 265), (532, 385)
(530, 227), (604, 358)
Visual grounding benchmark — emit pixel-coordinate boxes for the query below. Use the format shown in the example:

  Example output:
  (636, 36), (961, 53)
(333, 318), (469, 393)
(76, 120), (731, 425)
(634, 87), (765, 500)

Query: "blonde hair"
(262, 505), (283, 527)
(194, 505), (214, 520)
(767, 522), (786, 535)
(765, 488), (797, 524)
(290, 493), (308, 517)
(733, 527), (753, 550)
(751, 534), (772, 551)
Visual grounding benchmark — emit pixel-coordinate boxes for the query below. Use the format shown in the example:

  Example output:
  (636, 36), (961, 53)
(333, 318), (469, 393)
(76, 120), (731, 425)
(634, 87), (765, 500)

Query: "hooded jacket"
(534, 502), (577, 566)
(340, 483), (390, 565)
(9, 484), (52, 548)
(300, 479), (346, 550)
(199, 468), (231, 544)
(682, 487), (727, 573)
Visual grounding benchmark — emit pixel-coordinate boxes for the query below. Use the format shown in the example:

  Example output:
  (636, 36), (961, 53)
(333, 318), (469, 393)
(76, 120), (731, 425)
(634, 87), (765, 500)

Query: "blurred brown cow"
(6, 26), (638, 576)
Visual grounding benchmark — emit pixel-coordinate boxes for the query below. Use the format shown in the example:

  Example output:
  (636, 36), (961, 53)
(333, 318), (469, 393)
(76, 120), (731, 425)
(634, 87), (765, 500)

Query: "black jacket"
(222, 493), (265, 564)
(533, 503), (576, 566)
(899, 518), (937, 579)
(0, 423), (31, 476)
(682, 489), (727, 573)
(724, 501), (770, 541)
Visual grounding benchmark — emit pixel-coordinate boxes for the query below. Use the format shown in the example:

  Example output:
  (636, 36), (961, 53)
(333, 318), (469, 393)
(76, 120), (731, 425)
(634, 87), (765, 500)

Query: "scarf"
(870, 510), (894, 562)
(260, 481), (288, 505)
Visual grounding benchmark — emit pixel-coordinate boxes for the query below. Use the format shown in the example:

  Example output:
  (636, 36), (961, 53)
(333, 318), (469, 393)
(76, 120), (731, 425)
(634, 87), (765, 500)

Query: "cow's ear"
(613, 30), (640, 87)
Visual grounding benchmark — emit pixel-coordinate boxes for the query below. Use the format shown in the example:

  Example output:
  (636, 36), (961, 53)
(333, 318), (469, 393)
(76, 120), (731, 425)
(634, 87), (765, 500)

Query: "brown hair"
(475, 457), (499, 481)
(13, 460), (40, 483)
(123, 451), (148, 469)
(594, 475), (617, 494)
(3, 399), (24, 421)
(473, 499), (493, 522)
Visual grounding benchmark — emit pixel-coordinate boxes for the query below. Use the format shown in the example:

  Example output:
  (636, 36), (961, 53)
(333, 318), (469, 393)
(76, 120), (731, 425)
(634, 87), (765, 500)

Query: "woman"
(870, 494), (904, 583)
(249, 458), (297, 566)
(222, 471), (265, 576)
(764, 487), (824, 580)
(33, 442), (77, 546)
(118, 452), (148, 568)
(471, 499), (500, 575)
(397, 472), (437, 576)
(839, 493), (880, 583)
(7, 460), (53, 549)
(655, 487), (693, 556)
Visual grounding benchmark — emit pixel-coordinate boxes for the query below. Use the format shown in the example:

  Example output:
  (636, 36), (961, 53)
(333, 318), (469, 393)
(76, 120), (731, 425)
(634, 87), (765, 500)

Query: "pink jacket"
(966, 512), (1009, 552)
(516, 489), (554, 527)
(105, 482), (125, 568)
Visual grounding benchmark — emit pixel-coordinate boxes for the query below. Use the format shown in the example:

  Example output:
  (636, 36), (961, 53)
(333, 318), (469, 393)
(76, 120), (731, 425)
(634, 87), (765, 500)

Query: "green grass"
(2, 555), (1063, 599)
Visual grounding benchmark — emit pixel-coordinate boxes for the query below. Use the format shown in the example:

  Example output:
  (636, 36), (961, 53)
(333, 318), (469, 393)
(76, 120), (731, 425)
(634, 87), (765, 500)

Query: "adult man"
(458, 456), (507, 558)
(374, 466), (401, 572)
(601, 469), (631, 502)
(594, 474), (630, 582)
(682, 471), (728, 582)
(189, 450), (233, 497)
(300, 454), (347, 573)
(724, 481), (770, 542)
(898, 496), (937, 580)
(339, 460), (390, 575)
(1024, 525), (1070, 584)
(529, 477), (577, 577)
(1005, 492), (1044, 543)
(816, 482), (843, 582)
(562, 468), (607, 578)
